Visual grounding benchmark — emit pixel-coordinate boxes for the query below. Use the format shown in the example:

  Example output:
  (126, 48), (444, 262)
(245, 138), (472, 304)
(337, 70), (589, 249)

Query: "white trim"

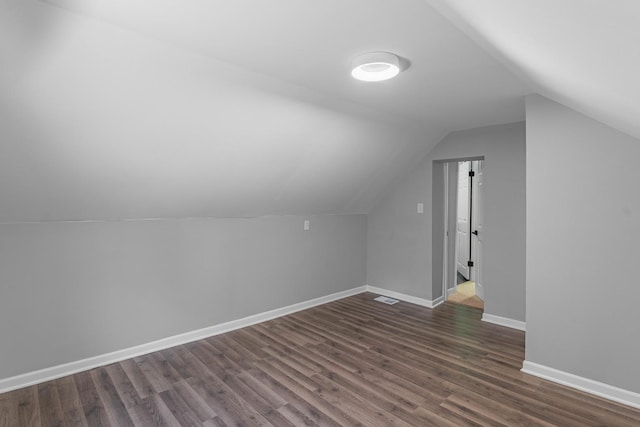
(442, 162), (450, 303)
(522, 361), (640, 410)
(481, 313), (526, 331)
(0, 285), (367, 394)
(447, 286), (458, 297)
(365, 285), (441, 308)
(431, 295), (445, 308)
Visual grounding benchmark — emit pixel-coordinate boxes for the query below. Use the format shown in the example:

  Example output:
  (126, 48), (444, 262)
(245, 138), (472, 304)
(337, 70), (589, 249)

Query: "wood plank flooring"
(2, 292), (640, 426)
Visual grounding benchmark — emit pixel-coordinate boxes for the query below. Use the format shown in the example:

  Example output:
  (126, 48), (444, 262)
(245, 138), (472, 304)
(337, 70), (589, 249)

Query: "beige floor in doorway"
(448, 281), (484, 309)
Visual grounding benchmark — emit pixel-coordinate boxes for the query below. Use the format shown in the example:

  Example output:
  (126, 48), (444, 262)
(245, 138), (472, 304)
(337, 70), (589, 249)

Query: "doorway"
(444, 159), (484, 310)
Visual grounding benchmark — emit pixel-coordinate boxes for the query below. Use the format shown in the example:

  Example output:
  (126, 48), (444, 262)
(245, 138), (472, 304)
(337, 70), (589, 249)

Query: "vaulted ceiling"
(426, 0), (640, 140)
(1, 0), (634, 221)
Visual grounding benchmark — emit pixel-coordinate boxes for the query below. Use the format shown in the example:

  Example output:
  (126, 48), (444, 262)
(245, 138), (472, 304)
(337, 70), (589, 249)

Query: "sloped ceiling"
(426, 0), (640, 139)
(0, 0), (528, 221)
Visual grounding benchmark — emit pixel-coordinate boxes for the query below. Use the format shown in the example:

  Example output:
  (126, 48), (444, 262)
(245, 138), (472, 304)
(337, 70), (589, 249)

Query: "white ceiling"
(427, 0), (640, 139)
(0, 0), (531, 220)
(42, 0), (529, 129)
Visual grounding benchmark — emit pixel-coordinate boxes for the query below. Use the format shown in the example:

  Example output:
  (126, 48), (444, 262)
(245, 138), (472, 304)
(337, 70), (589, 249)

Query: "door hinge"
(467, 260), (474, 267)
(469, 171), (475, 177)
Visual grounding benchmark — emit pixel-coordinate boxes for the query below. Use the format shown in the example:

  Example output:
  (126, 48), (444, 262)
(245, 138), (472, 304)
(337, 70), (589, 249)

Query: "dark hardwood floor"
(2, 292), (640, 426)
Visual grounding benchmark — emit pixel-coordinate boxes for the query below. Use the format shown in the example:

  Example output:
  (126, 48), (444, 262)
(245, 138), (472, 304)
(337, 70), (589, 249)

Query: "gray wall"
(367, 122), (526, 321)
(526, 95), (640, 393)
(367, 159), (433, 299)
(0, 214), (366, 380)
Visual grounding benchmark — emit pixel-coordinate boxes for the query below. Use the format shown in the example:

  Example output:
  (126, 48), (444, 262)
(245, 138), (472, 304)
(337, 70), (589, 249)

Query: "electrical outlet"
(304, 220), (310, 231)
(417, 203), (424, 214)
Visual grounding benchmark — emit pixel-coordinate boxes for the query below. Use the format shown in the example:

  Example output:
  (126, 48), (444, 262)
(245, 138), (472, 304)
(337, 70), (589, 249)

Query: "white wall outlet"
(417, 203), (424, 214)
(303, 219), (310, 231)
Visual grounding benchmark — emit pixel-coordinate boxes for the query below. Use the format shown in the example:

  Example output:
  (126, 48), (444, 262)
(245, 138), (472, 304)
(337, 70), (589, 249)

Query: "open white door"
(456, 161), (470, 280)
(471, 160), (485, 300)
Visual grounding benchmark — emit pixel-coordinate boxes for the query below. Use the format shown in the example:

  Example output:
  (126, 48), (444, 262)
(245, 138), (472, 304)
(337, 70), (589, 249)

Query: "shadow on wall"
(0, 0), (68, 82)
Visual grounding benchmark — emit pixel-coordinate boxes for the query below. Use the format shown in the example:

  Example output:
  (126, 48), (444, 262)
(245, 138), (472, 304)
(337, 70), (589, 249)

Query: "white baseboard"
(522, 361), (640, 410)
(431, 295), (445, 308)
(482, 313), (526, 331)
(365, 285), (442, 308)
(447, 286), (458, 297)
(0, 285), (367, 394)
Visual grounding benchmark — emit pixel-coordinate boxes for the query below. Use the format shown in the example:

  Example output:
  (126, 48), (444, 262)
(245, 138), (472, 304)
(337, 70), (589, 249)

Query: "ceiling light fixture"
(351, 52), (401, 82)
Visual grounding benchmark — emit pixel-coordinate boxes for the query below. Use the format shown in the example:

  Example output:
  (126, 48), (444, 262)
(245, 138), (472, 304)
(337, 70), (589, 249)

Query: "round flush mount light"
(351, 52), (401, 82)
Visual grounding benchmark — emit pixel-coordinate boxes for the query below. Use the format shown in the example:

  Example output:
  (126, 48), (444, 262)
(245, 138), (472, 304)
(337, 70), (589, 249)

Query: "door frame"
(470, 159), (485, 300)
(455, 161), (472, 281)
(442, 162), (450, 299)
(440, 156), (485, 303)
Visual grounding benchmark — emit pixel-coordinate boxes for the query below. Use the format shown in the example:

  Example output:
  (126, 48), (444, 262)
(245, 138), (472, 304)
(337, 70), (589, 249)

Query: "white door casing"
(471, 160), (485, 300)
(456, 161), (470, 279)
(442, 163), (450, 298)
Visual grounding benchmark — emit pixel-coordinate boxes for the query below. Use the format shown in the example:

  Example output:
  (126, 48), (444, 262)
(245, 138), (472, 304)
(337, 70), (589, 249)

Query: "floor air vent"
(374, 296), (399, 305)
